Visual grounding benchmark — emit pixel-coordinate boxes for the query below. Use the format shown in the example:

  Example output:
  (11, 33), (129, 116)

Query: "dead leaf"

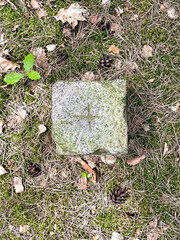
(15, 109), (27, 122)
(0, 56), (20, 73)
(37, 8), (47, 19)
(0, 165), (8, 175)
(46, 44), (57, 52)
(38, 124), (46, 135)
(0, 1), (6, 6)
(114, 59), (122, 70)
(142, 45), (153, 58)
(63, 27), (73, 37)
(101, 0), (111, 8)
(163, 142), (170, 155)
(31, 0), (40, 9)
(13, 177), (24, 193)
(171, 102), (180, 112)
(54, 3), (88, 29)
(49, 167), (57, 179)
(81, 71), (95, 81)
(110, 23), (121, 35)
(160, 4), (166, 11)
(149, 217), (158, 229)
(147, 78), (155, 83)
(12, 25), (20, 31)
(142, 124), (150, 132)
(108, 45), (120, 54)
(127, 154), (146, 166)
(89, 15), (98, 24)
(32, 47), (51, 74)
(74, 157), (96, 183)
(130, 14), (139, 21)
(114, 6), (123, 17)
(111, 232), (124, 240)
(19, 225), (29, 233)
(147, 231), (160, 240)
(77, 176), (89, 190)
(100, 155), (116, 165)
(167, 7), (178, 19)
(0, 120), (3, 134)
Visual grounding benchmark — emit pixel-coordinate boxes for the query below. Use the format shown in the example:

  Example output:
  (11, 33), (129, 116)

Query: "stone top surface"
(52, 80), (127, 155)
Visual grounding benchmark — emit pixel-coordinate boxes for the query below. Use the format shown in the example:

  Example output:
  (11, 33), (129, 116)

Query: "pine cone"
(99, 54), (113, 68)
(27, 162), (41, 177)
(109, 186), (129, 204)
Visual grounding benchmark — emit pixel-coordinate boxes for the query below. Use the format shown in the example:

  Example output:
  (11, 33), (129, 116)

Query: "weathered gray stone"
(52, 80), (127, 155)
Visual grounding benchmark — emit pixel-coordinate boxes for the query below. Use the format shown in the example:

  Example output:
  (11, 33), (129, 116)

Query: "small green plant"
(82, 173), (91, 178)
(4, 54), (41, 84)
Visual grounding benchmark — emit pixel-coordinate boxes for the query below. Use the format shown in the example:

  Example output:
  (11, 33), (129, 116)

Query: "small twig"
(6, 0), (17, 10)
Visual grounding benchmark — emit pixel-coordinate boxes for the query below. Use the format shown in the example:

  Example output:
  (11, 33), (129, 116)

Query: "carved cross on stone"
(52, 80), (127, 155)
(73, 103), (101, 131)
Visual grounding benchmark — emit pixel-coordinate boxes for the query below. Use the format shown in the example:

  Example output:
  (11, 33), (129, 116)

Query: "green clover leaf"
(27, 70), (41, 80)
(23, 54), (35, 73)
(4, 72), (25, 84)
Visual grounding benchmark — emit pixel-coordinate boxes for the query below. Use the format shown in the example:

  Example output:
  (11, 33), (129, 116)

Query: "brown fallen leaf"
(101, 0), (111, 8)
(114, 6), (123, 17)
(89, 15), (98, 24)
(130, 14), (138, 21)
(109, 23), (121, 35)
(46, 44), (57, 52)
(32, 47), (51, 74)
(149, 217), (158, 229)
(15, 109), (27, 122)
(127, 154), (146, 166)
(160, 4), (166, 11)
(114, 59), (122, 70)
(38, 124), (46, 135)
(31, 0), (40, 9)
(108, 45), (120, 54)
(74, 157), (96, 183)
(147, 78), (155, 83)
(37, 8), (47, 19)
(0, 120), (3, 134)
(0, 165), (8, 175)
(13, 177), (24, 193)
(81, 71), (95, 81)
(142, 45), (153, 58)
(142, 124), (150, 132)
(0, 1), (7, 6)
(54, 3), (88, 29)
(0, 56), (20, 73)
(167, 7), (178, 19)
(147, 230), (160, 240)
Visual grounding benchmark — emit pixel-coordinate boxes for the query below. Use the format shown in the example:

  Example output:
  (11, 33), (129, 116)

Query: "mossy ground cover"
(0, 0), (179, 239)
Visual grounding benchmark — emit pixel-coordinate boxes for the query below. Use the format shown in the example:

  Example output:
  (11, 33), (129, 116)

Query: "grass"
(0, 0), (180, 239)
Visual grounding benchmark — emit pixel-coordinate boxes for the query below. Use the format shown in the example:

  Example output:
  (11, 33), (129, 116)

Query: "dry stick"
(6, 0), (17, 10)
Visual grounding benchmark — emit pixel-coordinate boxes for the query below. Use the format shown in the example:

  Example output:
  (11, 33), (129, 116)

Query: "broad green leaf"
(27, 71), (41, 80)
(4, 72), (25, 84)
(82, 173), (87, 178)
(23, 54), (35, 73)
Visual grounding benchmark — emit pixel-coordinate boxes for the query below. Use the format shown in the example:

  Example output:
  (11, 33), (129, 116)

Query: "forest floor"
(0, 0), (179, 239)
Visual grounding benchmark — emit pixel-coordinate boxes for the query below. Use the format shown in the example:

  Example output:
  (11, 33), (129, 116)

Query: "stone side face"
(52, 80), (127, 155)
